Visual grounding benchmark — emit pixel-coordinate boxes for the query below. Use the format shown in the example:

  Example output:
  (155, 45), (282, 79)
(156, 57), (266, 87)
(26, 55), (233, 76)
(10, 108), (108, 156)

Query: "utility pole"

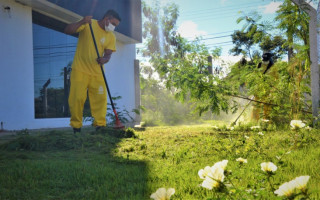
(64, 67), (70, 117)
(42, 79), (51, 118)
(290, 0), (320, 126)
(134, 59), (141, 125)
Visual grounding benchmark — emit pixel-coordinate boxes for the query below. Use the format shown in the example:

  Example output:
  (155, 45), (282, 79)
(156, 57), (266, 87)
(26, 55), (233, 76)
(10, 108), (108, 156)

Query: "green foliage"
(227, 57), (313, 125)
(275, 0), (309, 46)
(230, 11), (287, 61)
(226, 2), (314, 125)
(151, 36), (236, 116)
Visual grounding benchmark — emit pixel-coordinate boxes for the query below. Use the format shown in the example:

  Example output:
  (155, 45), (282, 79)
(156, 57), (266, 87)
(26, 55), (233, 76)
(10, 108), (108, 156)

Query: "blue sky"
(167, 0), (280, 56)
(143, 0), (317, 57)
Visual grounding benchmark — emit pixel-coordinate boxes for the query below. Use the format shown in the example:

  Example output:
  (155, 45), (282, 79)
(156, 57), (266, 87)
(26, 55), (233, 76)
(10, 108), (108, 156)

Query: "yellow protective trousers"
(68, 69), (107, 128)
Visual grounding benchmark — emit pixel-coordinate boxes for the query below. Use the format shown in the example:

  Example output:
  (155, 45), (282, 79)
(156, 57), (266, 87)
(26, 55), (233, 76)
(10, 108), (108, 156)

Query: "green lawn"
(0, 124), (319, 199)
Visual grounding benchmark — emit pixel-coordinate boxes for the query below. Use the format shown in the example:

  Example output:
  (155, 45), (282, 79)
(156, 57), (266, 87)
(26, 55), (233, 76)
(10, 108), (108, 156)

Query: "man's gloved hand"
(96, 57), (110, 65)
(96, 49), (112, 65)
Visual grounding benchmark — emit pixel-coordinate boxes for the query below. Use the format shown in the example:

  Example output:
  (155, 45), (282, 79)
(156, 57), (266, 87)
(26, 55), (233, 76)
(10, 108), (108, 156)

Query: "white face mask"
(105, 20), (115, 32)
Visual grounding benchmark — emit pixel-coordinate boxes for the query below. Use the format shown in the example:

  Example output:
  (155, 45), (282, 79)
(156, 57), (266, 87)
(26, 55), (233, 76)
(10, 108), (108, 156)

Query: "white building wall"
(107, 43), (136, 124)
(0, 0), (35, 130)
(0, 0), (137, 130)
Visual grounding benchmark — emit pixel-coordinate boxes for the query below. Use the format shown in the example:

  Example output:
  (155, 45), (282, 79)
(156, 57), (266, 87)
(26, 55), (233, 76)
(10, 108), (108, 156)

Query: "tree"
(229, 30), (256, 61)
(141, 1), (178, 60)
(276, 0), (309, 61)
(230, 11), (287, 62)
(226, 4), (317, 124)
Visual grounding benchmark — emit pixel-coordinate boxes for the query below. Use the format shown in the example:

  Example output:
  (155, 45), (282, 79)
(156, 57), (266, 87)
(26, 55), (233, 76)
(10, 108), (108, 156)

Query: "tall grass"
(0, 124), (319, 199)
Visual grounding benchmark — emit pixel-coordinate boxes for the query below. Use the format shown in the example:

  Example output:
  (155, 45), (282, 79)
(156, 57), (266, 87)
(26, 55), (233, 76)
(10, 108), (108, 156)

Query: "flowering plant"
(150, 188), (175, 200)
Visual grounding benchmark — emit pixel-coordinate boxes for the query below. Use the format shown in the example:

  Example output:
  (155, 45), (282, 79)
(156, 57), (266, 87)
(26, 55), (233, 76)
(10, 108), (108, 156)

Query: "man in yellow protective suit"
(64, 10), (121, 133)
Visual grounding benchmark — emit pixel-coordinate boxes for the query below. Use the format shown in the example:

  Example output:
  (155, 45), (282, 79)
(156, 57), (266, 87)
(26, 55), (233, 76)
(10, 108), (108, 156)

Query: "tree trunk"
(288, 34), (294, 61)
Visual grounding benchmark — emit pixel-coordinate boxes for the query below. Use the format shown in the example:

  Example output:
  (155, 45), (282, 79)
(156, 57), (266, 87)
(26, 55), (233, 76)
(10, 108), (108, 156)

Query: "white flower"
(227, 126), (234, 131)
(236, 157), (247, 163)
(198, 166), (211, 179)
(290, 120), (306, 129)
(213, 160), (228, 170)
(274, 176), (310, 197)
(201, 176), (220, 190)
(262, 119), (270, 122)
(257, 132), (264, 136)
(244, 135), (250, 139)
(150, 188), (175, 200)
(261, 162), (277, 173)
(250, 126), (261, 130)
(200, 160), (228, 190)
(245, 189), (253, 193)
(274, 181), (296, 197)
(305, 126), (312, 131)
(212, 125), (219, 130)
(201, 167), (225, 190)
(202, 76), (209, 83)
(293, 176), (310, 191)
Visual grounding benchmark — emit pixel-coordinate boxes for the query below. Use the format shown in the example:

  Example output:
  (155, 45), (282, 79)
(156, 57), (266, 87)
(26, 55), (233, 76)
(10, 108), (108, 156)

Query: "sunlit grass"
(0, 123), (319, 199)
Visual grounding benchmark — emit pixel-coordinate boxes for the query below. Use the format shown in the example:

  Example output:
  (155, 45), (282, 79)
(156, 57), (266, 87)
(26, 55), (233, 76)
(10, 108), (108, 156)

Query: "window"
(33, 23), (77, 118)
(33, 22), (92, 119)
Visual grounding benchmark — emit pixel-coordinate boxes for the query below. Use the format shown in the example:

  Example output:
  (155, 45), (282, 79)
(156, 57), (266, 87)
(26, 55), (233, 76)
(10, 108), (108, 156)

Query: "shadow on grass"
(0, 128), (148, 199)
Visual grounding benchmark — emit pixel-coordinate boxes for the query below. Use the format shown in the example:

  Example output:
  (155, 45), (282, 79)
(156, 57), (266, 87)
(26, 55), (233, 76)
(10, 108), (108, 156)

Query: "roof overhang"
(15, 0), (139, 44)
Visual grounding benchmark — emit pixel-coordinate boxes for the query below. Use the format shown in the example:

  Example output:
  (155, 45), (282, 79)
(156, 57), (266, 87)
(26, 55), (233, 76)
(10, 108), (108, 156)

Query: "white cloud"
(177, 21), (207, 39)
(260, 2), (282, 14)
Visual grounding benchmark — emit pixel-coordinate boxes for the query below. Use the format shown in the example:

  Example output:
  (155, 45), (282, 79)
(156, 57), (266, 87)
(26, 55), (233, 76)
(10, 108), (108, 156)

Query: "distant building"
(0, 0), (142, 130)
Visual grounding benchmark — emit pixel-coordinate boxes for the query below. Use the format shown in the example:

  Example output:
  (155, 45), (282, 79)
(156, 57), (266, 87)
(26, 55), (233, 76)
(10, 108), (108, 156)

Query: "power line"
(186, 8), (264, 22)
(180, 2), (270, 22)
(183, 31), (233, 40)
(198, 34), (231, 41)
(189, 14), (243, 22)
(208, 43), (234, 48)
(180, 0), (271, 15)
(182, 2), (264, 17)
(181, 3), (267, 19)
(201, 30), (233, 37)
(206, 41), (233, 46)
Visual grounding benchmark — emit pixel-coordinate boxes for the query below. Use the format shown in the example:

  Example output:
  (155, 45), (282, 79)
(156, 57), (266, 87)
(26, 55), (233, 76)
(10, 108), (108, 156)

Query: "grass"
(0, 123), (319, 199)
